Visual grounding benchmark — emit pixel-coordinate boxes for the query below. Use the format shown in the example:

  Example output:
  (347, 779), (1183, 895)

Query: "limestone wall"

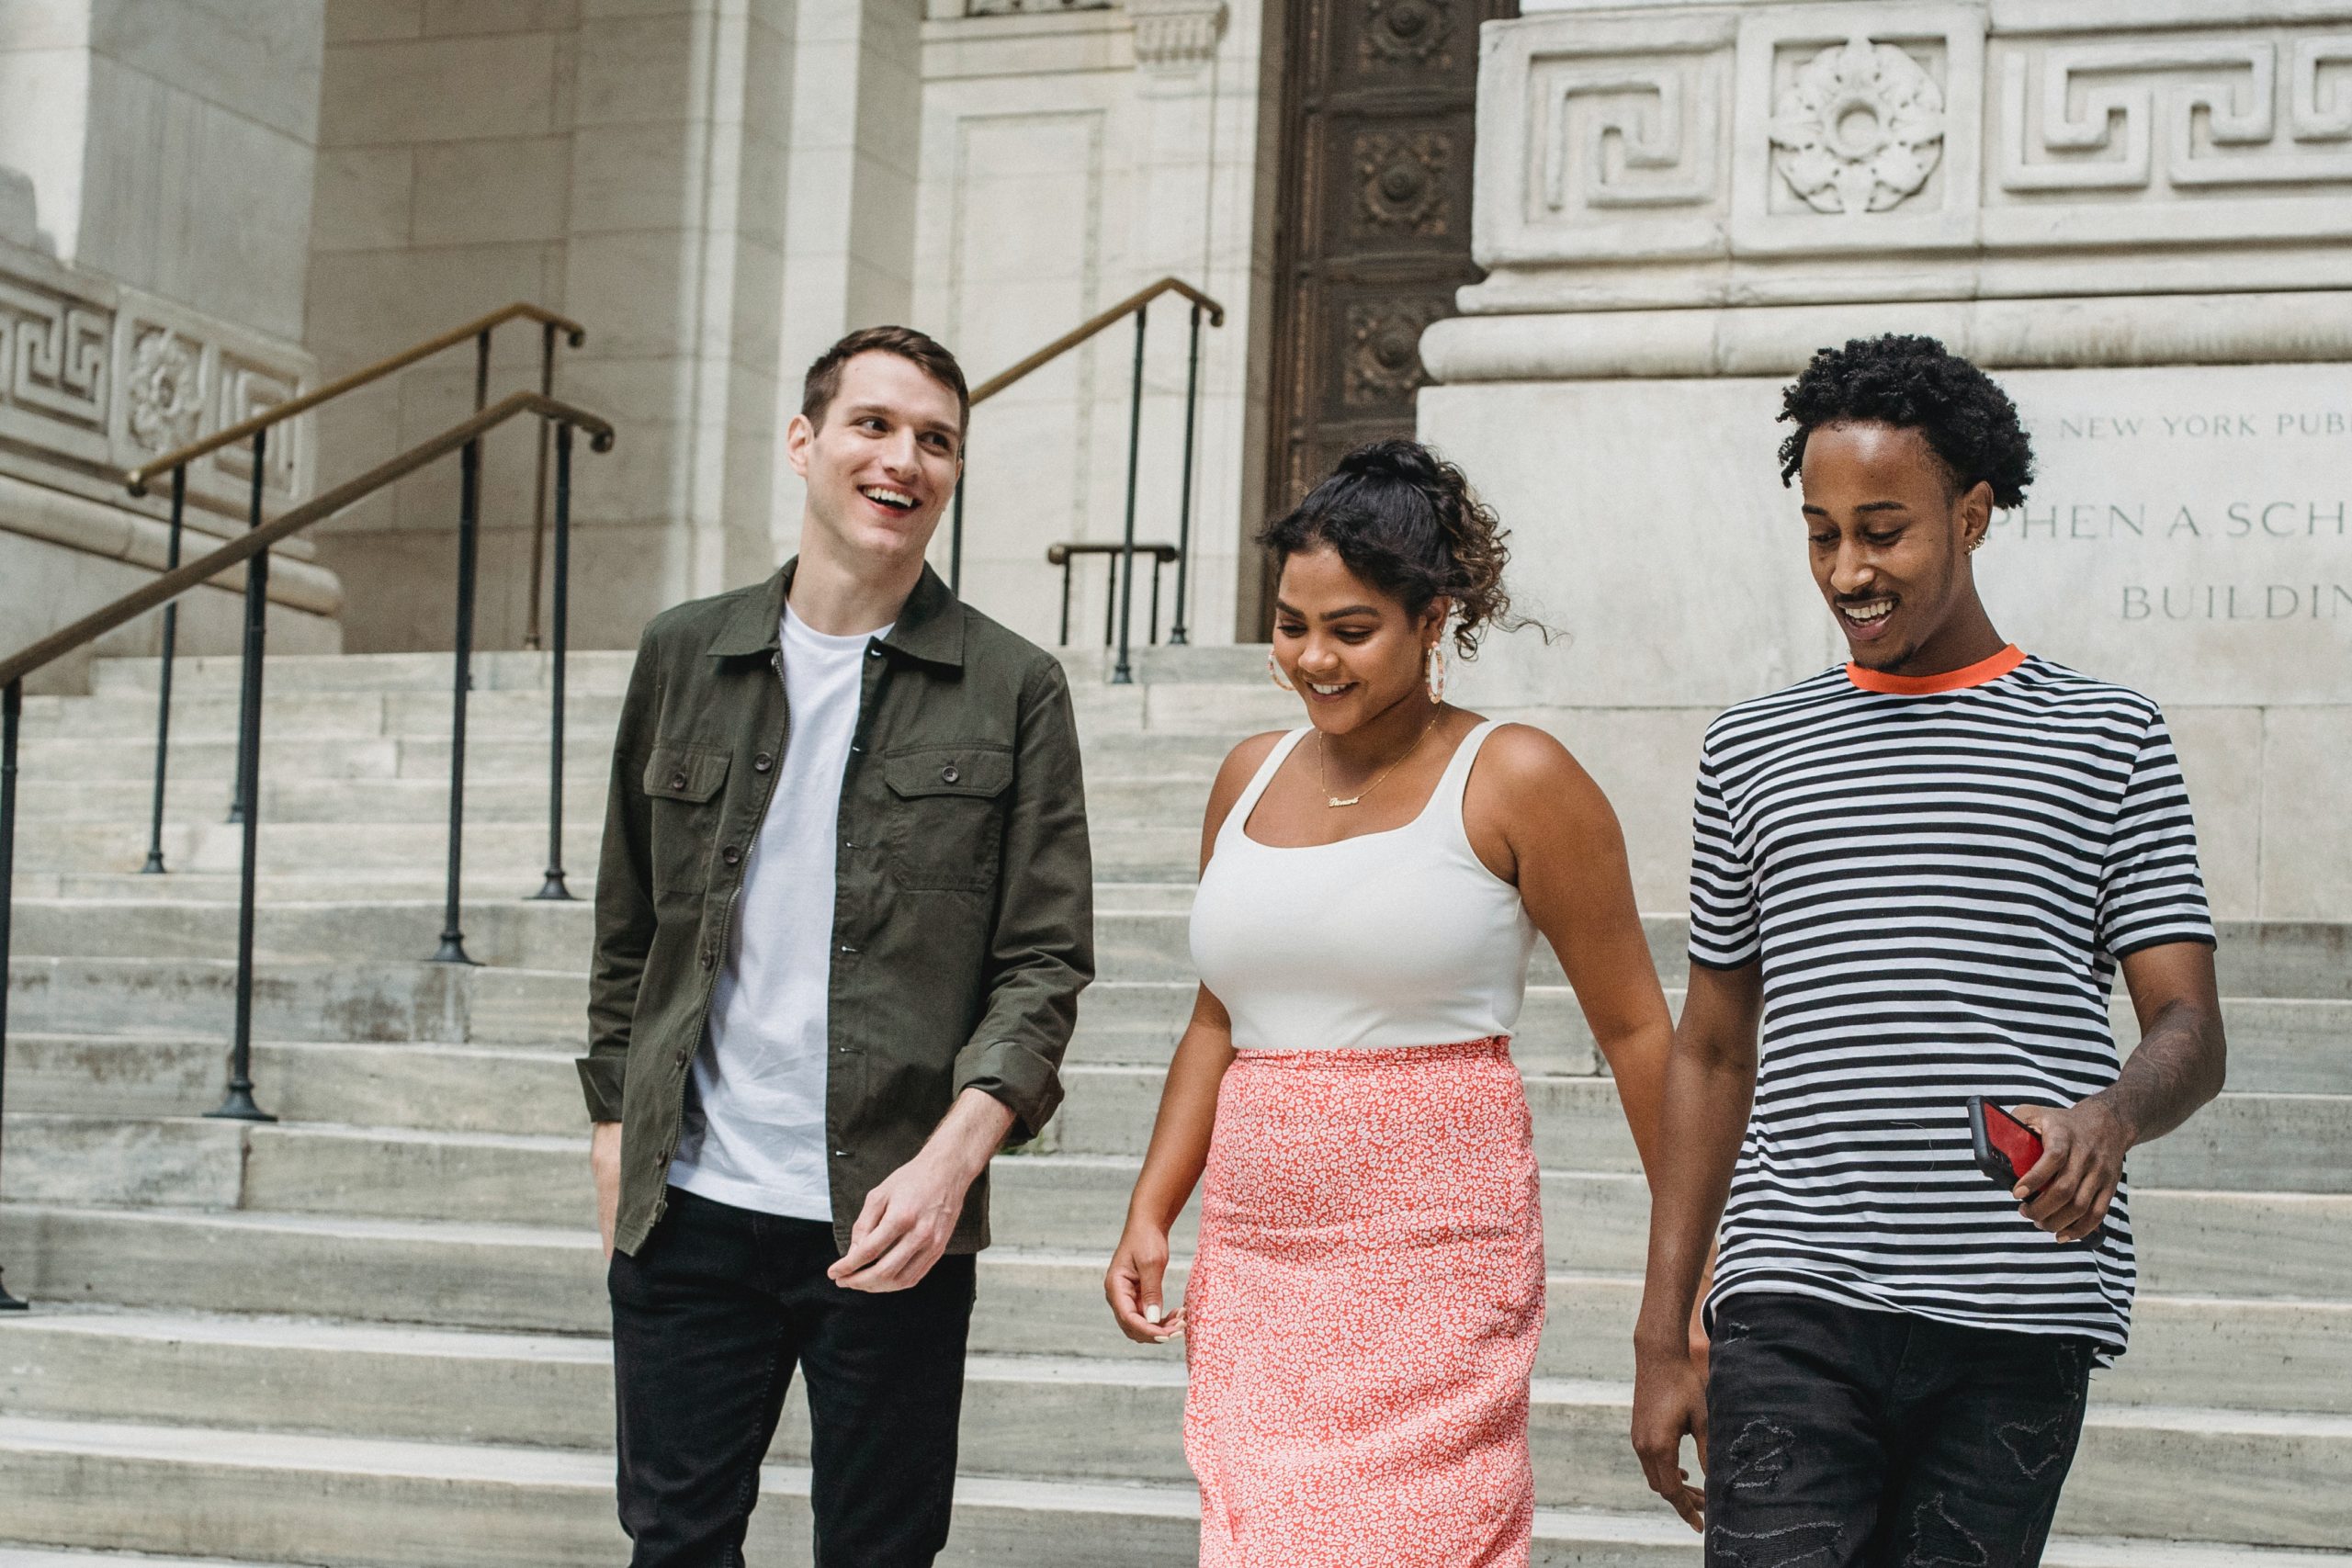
(0, 1), (339, 693)
(1422, 0), (2352, 920)
(306, 0), (792, 655)
(910, 0), (1272, 651)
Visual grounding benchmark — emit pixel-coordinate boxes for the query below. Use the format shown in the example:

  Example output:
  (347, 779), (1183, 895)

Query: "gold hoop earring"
(1425, 644), (1448, 705)
(1268, 650), (1296, 693)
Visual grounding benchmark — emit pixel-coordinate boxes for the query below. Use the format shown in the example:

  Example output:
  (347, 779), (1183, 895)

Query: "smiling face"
(1271, 545), (1447, 733)
(786, 349), (964, 573)
(1800, 420), (1997, 674)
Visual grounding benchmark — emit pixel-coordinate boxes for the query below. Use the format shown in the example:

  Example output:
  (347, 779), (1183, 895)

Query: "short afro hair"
(1776, 334), (2034, 509)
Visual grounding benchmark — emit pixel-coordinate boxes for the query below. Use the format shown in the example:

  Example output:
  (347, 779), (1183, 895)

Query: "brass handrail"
(2, 391), (613, 690)
(123, 302), (587, 495)
(968, 277), (1225, 405)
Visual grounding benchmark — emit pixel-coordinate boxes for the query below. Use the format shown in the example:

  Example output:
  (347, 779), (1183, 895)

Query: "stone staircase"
(1, 645), (2347, 1566)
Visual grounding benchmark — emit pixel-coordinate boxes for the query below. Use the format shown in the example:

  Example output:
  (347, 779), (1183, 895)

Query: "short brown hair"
(801, 325), (969, 440)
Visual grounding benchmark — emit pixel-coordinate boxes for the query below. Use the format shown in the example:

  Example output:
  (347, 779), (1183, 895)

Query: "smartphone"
(1966, 1095), (2045, 1190)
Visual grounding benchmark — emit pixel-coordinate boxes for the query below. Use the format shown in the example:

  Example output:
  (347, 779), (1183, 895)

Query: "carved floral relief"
(127, 328), (204, 453)
(1769, 37), (1946, 213)
(1356, 131), (1453, 236)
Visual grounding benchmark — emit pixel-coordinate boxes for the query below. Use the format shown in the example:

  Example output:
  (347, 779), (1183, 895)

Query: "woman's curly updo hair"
(1258, 439), (1532, 660)
(1776, 333), (2035, 508)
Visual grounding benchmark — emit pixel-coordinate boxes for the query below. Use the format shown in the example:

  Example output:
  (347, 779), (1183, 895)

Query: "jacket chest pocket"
(643, 742), (732, 895)
(881, 743), (1013, 892)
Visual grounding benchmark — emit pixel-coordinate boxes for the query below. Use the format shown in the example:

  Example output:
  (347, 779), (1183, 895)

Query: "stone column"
(769, 0), (924, 557)
(0, 0), (338, 691)
(307, 0), (791, 651)
(1419, 0), (2352, 919)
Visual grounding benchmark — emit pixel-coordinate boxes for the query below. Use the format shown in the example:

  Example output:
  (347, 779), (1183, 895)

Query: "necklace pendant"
(1326, 795), (1362, 808)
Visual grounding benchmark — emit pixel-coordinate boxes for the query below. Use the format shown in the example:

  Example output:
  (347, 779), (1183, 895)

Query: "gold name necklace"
(1317, 706), (1444, 808)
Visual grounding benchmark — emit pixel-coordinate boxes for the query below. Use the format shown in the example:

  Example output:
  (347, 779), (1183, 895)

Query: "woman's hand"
(1106, 1219), (1184, 1344)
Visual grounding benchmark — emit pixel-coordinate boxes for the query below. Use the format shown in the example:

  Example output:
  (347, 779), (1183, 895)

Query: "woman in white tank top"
(1103, 442), (1679, 1568)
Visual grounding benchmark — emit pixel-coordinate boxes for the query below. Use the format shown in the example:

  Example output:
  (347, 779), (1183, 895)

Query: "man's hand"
(2008, 1098), (2132, 1244)
(1630, 1337), (1708, 1532)
(830, 1089), (1012, 1293)
(590, 1121), (623, 1260)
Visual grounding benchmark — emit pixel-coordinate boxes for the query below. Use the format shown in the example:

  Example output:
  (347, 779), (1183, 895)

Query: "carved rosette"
(127, 327), (203, 453)
(1345, 300), (1444, 406)
(1356, 131), (1452, 235)
(1769, 38), (1945, 213)
(1363, 0), (1453, 69)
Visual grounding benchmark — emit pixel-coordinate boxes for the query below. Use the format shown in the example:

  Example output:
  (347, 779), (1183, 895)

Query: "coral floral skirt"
(1182, 1038), (1545, 1568)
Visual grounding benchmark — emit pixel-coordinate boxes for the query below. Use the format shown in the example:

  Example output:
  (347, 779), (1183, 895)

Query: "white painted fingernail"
(1145, 1303), (1163, 1325)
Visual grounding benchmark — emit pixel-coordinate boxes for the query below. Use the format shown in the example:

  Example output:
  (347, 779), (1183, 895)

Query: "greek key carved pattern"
(209, 350), (301, 495)
(1998, 35), (2352, 193)
(0, 279), (108, 431)
(1545, 61), (1721, 213)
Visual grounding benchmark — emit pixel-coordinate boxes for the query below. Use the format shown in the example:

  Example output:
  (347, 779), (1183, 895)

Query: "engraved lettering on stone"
(1345, 300), (1443, 405)
(1357, 131), (1452, 235)
(1998, 37), (2352, 193)
(1363, 0), (1452, 69)
(0, 280), (108, 427)
(1545, 62), (1721, 211)
(1769, 38), (1945, 213)
(127, 328), (203, 452)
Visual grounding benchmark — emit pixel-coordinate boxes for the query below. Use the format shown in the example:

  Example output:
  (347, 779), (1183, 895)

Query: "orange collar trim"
(1846, 644), (2026, 695)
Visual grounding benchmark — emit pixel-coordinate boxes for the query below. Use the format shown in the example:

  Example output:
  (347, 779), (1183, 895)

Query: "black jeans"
(609, 1186), (978, 1567)
(1704, 1292), (2096, 1568)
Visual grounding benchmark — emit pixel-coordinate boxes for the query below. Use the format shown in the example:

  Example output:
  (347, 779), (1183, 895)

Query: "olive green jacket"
(579, 561), (1093, 1258)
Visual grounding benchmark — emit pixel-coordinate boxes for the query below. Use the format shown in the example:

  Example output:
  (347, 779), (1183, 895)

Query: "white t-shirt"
(668, 604), (888, 1221)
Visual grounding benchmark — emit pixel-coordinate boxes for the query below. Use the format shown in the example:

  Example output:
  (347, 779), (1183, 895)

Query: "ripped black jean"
(1703, 1292), (2097, 1568)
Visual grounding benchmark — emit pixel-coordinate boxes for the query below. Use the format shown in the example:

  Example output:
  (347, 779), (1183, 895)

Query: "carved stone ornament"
(1363, 0), (1453, 69)
(1128, 0), (1226, 72)
(1345, 299), (1444, 406)
(1357, 131), (1452, 235)
(128, 328), (203, 452)
(1769, 38), (1945, 214)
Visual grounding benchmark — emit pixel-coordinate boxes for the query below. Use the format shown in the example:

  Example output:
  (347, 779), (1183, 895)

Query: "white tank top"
(1189, 719), (1539, 1051)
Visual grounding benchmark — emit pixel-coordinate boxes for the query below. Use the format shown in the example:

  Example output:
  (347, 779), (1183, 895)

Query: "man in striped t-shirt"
(1630, 336), (2228, 1566)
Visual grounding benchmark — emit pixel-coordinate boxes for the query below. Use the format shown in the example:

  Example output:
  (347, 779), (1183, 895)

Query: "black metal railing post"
(532, 422), (574, 901)
(0, 678), (26, 1308)
(432, 438), (482, 964)
(1111, 307), (1149, 685)
(225, 431), (270, 825)
(209, 432), (275, 1123)
(1170, 301), (1204, 646)
(141, 465), (188, 874)
(525, 320), (557, 651)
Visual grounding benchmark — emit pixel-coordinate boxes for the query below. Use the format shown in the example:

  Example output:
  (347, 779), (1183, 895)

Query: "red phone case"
(1967, 1095), (2045, 1187)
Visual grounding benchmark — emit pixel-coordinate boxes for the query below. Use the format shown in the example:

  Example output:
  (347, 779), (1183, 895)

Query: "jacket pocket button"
(722, 845), (741, 865)
(669, 773), (688, 790)
(699, 948), (715, 969)
(941, 764), (960, 784)
(753, 753), (773, 773)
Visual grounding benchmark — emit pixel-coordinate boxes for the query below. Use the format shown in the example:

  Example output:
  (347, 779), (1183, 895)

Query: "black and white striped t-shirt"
(1689, 647), (2213, 1359)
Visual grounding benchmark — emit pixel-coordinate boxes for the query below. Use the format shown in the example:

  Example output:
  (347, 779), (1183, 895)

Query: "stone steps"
(1057, 1064), (2352, 1193)
(6, 649), (2346, 1562)
(1, 1319), (2346, 1548)
(13, 1117), (2349, 1302)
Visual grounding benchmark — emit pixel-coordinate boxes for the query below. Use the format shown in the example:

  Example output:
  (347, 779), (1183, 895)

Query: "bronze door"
(1260, 0), (1515, 620)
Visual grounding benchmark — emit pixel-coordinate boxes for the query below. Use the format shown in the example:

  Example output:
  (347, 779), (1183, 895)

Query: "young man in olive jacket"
(579, 325), (1094, 1566)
